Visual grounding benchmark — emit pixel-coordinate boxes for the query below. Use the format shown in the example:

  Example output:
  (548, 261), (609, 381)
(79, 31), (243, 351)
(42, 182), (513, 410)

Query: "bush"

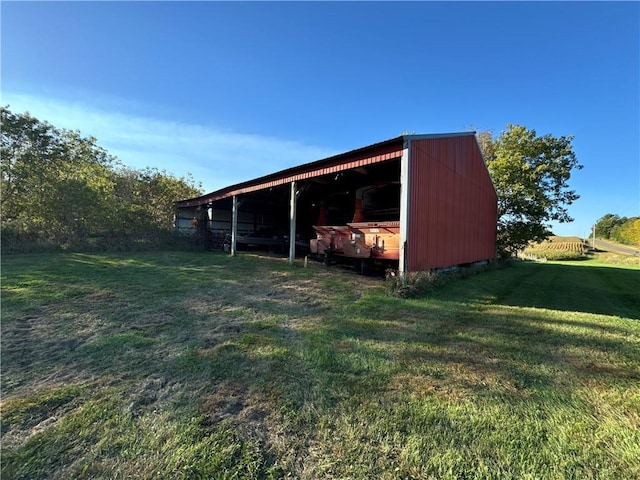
(0, 229), (63, 254)
(1, 228), (194, 254)
(386, 260), (507, 298)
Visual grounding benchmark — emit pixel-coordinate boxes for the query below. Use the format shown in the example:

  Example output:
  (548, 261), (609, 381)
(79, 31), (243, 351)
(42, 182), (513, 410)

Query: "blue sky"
(2, 1), (638, 238)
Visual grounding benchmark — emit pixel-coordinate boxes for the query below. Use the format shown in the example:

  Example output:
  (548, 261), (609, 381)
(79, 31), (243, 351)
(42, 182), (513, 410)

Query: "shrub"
(0, 228), (194, 254)
(386, 260), (507, 298)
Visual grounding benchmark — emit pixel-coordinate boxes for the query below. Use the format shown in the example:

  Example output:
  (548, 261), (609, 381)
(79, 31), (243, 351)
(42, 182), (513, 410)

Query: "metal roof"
(175, 132), (476, 208)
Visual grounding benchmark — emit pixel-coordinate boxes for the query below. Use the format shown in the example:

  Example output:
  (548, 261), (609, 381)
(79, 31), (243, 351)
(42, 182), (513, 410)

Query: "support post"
(289, 181), (297, 264)
(398, 138), (411, 277)
(231, 195), (238, 256)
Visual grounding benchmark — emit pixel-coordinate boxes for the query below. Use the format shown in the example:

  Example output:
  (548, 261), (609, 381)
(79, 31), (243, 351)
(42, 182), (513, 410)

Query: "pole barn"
(175, 133), (497, 274)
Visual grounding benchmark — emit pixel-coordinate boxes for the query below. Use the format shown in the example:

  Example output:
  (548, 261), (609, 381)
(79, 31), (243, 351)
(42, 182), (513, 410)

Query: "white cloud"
(3, 92), (337, 193)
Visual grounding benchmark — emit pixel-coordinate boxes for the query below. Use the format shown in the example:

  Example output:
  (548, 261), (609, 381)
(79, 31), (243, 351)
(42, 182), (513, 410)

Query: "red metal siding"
(407, 136), (497, 271)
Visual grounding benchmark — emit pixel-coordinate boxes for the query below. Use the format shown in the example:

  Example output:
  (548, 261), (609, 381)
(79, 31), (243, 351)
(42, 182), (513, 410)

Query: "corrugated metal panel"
(407, 136), (497, 271)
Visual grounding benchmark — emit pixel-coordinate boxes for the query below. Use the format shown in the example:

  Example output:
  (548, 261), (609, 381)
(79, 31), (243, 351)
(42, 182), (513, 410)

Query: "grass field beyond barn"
(2, 252), (639, 479)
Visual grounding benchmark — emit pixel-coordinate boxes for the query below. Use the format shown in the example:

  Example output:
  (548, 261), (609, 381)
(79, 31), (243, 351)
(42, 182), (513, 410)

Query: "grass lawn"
(1, 251), (639, 479)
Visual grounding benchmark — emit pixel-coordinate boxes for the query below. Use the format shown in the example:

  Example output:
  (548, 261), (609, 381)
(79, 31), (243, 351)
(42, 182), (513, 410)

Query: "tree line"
(1, 106), (202, 252)
(594, 214), (640, 247)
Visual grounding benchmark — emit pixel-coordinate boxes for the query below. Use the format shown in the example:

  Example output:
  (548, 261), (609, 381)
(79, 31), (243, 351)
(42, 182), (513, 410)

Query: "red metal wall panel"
(407, 136), (497, 271)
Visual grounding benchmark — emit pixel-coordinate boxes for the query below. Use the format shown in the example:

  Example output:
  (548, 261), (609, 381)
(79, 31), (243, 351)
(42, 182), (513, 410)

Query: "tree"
(1, 106), (202, 249)
(481, 124), (582, 257)
(594, 213), (623, 239)
(610, 217), (640, 247)
(1, 107), (119, 241)
(112, 166), (202, 233)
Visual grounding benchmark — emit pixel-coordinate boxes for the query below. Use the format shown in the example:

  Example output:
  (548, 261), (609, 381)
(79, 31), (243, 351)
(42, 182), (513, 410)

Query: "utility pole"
(592, 224), (596, 249)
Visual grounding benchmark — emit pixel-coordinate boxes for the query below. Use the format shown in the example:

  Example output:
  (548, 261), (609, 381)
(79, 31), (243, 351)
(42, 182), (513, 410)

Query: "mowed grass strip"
(1, 251), (639, 479)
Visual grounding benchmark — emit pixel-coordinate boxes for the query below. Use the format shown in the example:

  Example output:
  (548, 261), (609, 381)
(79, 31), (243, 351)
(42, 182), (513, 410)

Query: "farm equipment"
(342, 221), (400, 260)
(310, 225), (351, 258)
(310, 183), (401, 271)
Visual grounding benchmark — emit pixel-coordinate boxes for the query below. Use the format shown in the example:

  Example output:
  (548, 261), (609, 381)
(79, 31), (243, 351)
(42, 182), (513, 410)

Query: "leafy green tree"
(481, 124), (582, 257)
(112, 166), (201, 233)
(594, 213), (623, 239)
(1, 107), (56, 233)
(595, 214), (640, 247)
(1, 106), (202, 250)
(1, 107), (119, 241)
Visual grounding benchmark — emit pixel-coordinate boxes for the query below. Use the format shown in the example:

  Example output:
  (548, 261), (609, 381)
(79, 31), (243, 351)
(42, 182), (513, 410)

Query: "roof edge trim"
(403, 131), (476, 141)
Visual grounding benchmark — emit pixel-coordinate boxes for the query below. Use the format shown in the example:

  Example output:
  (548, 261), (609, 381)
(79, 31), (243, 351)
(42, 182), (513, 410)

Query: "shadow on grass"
(319, 303), (639, 395)
(3, 253), (638, 396)
(442, 261), (640, 320)
(2, 251), (640, 478)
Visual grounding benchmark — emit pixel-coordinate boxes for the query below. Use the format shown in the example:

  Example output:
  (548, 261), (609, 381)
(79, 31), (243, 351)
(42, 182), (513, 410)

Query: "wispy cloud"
(3, 92), (338, 193)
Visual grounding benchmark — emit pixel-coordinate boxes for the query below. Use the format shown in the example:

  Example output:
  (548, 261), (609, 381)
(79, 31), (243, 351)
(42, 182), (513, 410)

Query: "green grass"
(578, 250), (640, 268)
(2, 251), (639, 479)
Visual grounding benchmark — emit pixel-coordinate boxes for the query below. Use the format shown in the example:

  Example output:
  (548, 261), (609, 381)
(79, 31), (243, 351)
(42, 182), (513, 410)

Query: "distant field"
(522, 235), (589, 260)
(2, 251), (639, 479)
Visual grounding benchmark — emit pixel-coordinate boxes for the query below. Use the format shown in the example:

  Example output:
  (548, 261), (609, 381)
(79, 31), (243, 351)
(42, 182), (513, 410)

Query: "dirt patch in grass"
(200, 379), (279, 470)
(202, 381), (270, 426)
